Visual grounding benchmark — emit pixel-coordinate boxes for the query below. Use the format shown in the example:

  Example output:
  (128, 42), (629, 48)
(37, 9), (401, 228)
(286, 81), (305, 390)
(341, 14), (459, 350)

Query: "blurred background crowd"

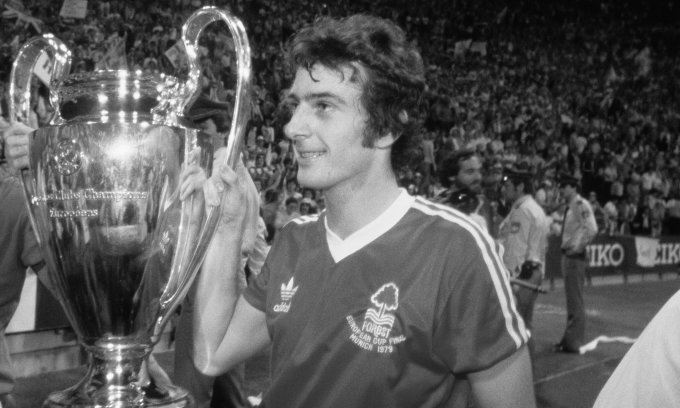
(1, 0), (679, 240)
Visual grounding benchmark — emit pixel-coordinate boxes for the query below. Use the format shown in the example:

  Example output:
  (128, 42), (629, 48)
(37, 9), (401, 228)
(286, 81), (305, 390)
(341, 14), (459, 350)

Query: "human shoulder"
(279, 212), (321, 232)
(573, 195), (590, 207)
(411, 196), (486, 237)
(574, 196), (595, 217)
(517, 195), (544, 217)
(410, 197), (498, 263)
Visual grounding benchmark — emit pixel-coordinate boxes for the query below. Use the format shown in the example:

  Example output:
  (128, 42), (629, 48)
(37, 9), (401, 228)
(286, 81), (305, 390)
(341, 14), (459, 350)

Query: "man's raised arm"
(185, 151), (271, 376)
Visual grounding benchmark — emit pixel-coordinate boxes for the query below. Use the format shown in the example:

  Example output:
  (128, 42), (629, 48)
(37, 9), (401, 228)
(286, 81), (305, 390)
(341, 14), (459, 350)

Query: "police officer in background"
(497, 168), (550, 353)
(554, 174), (598, 354)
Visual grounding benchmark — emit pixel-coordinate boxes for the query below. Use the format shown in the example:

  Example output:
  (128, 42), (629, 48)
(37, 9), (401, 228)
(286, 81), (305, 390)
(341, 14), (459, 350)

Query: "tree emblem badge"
(364, 283), (399, 336)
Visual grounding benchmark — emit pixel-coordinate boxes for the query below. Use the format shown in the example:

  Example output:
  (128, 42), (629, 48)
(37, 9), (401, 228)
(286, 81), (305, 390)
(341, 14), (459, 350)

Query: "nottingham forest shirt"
(244, 189), (528, 408)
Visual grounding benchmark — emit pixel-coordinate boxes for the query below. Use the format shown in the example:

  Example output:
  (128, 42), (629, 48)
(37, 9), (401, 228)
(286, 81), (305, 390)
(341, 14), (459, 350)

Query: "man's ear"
(375, 132), (399, 150)
(376, 110), (408, 150)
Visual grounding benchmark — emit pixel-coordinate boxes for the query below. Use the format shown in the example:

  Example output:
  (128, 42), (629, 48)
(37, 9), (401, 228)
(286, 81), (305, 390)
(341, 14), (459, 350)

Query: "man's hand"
(518, 261), (540, 280)
(178, 147), (257, 236)
(3, 122), (34, 170)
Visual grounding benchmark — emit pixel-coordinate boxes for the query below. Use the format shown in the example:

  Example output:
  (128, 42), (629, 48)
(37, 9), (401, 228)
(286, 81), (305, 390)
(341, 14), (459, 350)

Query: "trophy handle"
(154, 7), (252, 333)
(9, 34), (72, 126)
(181, 6), (252, 169)
(8, 34), (71, 249)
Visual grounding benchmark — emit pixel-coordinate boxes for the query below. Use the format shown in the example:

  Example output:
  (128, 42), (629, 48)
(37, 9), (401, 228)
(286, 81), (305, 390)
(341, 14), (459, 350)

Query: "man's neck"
(323, 178), (401, 240)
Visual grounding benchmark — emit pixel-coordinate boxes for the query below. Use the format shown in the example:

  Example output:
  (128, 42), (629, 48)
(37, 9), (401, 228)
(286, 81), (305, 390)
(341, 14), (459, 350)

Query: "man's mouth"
(298, 150), (326, 159)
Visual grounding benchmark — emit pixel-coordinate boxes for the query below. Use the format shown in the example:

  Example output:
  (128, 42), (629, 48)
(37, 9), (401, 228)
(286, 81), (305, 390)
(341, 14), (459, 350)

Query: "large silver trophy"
(9, 7), (251, 407)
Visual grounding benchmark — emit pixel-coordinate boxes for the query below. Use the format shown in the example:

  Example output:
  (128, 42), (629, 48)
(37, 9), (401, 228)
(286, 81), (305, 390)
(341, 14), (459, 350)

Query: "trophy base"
(43, 383), (194, 408)
(42, 344), (194, 408)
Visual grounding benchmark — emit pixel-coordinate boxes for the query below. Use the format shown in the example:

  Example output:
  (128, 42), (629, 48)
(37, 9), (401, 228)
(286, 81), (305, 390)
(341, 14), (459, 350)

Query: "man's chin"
(296, 173), (322, 190)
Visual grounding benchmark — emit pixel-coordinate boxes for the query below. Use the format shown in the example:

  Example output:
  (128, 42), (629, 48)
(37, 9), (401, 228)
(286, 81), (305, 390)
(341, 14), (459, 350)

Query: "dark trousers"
(514, 268), (543, 334)
(514, 268), (543, 357)
(211, 370), (246, 408)
(560, 255), (586, 350)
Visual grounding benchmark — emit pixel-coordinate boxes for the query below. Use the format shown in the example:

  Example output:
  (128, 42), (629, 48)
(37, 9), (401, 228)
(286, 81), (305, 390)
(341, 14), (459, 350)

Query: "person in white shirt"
(594, 289), (680, 408)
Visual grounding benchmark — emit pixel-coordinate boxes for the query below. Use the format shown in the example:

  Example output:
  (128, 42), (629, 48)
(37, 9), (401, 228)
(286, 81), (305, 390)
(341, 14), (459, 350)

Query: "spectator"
(438, 149), (495, 233)
(588, 191), (607, 234)
(593, 289), (680, 408)
(273, 197), (300, 231)
(0, 164), (44, 408)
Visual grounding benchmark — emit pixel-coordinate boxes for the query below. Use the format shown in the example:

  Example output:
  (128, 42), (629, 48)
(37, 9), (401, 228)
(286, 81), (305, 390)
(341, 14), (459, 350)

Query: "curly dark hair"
(286, 14), (426, 171)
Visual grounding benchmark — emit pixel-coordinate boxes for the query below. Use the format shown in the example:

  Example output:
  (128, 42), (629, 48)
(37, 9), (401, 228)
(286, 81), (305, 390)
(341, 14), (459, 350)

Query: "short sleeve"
(432, 231), (527, 374)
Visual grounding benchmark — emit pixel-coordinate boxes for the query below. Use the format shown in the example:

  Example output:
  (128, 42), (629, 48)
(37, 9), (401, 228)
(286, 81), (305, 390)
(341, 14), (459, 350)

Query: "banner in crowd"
(546, 235), (680, 279)
(59, 0), (87, 19)
(33, 51), (53, 85)
(165, 40), (188, 69)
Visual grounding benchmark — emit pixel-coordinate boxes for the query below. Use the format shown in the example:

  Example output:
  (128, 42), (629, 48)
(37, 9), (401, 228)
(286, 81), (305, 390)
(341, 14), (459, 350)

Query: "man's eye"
(314, 102), (332, 112)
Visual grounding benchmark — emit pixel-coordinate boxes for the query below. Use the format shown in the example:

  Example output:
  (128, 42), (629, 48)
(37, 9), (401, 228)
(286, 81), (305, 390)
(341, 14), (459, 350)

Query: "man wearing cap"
(554, 174), (598, 353)
(498, 168), (550, 351)
(187, 95), (232, 148)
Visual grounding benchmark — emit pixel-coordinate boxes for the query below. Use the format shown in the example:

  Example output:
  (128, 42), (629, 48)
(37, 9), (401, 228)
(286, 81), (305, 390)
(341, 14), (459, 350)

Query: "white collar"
(325, 189), (414, 262)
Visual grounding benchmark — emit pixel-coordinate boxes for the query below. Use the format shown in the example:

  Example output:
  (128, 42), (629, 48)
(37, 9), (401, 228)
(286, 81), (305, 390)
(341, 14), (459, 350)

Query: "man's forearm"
(192, 228), (244, 375)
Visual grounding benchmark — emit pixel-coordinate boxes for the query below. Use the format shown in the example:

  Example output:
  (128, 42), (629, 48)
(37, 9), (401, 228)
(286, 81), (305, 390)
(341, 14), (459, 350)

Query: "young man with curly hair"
(5, 13), (535, 408)
(189, 14), (535, 408)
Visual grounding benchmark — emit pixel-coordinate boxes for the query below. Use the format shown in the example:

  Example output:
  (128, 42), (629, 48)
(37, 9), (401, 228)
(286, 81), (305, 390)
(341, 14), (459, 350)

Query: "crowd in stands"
(1, 0), (680, 239)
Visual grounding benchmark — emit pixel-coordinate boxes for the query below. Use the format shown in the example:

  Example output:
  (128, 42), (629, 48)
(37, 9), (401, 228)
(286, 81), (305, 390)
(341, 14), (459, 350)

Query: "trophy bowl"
(9, 7), (251, 408)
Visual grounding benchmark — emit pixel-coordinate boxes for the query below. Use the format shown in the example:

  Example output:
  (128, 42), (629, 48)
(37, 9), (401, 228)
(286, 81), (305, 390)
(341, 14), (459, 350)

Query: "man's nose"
(284, 105), (309, 141)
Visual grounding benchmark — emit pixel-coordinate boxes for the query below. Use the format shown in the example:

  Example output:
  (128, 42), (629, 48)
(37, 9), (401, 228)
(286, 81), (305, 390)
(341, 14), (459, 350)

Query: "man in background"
(0, 144), (44, 408)
(554, 174), (598, 353)
(438, 149), (495, 234)
(497, 168), (550, 351)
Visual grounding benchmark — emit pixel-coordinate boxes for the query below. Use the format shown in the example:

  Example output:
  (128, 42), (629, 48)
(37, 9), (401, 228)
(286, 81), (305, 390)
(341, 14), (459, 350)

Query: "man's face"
(500, 179), (520, 203)
(198, 118), (217, 137)
(284, 63), (391, 192)
(560, 184), (575, 201)
(286, 201), (299, 214)
(455, 156), (482, 194)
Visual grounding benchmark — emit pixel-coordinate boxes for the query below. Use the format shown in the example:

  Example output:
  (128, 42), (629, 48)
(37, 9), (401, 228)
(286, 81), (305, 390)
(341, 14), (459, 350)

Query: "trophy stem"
(42, 343), (194, 408)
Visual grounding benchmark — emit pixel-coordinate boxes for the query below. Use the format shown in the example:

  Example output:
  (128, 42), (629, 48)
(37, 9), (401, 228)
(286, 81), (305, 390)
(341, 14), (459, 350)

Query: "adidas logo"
(280, 277), (298, 302)
(274, 277), (299, 313)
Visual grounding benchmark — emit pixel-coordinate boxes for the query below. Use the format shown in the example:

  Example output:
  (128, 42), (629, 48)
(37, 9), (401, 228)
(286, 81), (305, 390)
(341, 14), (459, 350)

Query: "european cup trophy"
(8, 7), (251, 407)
